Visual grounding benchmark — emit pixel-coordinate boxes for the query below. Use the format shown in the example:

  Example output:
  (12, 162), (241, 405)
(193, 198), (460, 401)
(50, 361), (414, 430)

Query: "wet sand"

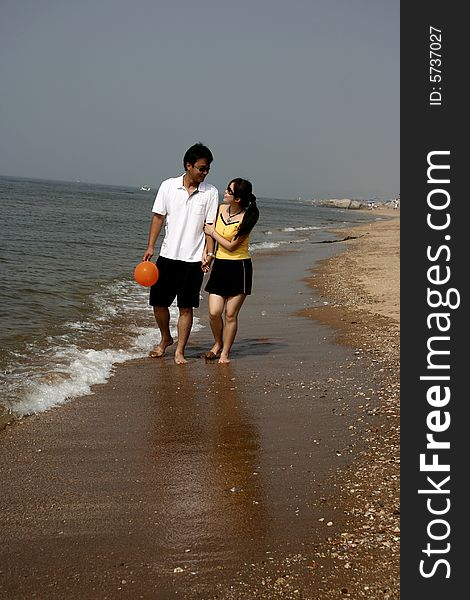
(0, 210), (399, 599)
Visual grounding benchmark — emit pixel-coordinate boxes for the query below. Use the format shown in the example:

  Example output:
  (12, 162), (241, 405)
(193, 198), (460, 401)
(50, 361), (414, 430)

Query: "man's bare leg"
(149, 306), (174, 357)
(174, 307), (193, 364)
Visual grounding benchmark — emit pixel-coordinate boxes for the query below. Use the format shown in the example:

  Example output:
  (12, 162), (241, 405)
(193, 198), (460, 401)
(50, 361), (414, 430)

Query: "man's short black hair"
(183, 142), (214, 169)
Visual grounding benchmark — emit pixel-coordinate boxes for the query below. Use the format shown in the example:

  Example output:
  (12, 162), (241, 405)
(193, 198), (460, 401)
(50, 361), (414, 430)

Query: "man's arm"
(143, 213), (165, 261)
(201, 195), (219, 270)
(204, 232), (215, 255)
(201, 232), (215, 272)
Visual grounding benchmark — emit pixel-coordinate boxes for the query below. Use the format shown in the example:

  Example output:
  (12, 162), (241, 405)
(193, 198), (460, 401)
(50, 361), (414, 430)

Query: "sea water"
(0, 176), (377, 417)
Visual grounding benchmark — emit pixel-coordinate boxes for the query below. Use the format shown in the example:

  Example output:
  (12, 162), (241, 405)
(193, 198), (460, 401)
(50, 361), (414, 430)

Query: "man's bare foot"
(148, 338), (173, 358)
(218, 354), (230, 364)
(174, 351), (188, 365)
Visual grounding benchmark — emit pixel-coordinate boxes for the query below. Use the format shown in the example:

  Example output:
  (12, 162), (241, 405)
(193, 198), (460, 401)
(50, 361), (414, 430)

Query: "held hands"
(201, 251), (214, 273)
(202, 223), (215, 271)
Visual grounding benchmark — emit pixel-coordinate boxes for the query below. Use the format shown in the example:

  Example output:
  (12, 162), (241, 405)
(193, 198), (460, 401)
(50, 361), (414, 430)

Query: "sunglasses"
(194, 165), (210, 173)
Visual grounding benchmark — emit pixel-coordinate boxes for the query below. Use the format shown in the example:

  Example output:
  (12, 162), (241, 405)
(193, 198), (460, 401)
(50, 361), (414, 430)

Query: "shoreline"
(0, 212), (399, 599)
(0, 204), (379, 422)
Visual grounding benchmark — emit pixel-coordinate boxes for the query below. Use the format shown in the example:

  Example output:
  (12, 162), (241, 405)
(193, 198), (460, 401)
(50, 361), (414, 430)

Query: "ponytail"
(234, 194), (259, 239)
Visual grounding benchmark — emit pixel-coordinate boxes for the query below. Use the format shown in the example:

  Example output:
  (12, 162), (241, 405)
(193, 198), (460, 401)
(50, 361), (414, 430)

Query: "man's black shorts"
(149, 256), (203, 308)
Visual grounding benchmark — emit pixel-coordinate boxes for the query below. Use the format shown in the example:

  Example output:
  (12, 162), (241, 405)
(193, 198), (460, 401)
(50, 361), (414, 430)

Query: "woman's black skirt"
(205, 258), (253, 296)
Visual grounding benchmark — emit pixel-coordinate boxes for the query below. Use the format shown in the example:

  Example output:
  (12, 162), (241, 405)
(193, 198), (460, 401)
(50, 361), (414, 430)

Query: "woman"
(203, 178), (259, 364)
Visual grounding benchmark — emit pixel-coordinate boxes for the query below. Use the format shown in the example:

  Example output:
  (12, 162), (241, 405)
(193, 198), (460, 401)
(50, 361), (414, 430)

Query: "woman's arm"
(203, 223), (247, 252)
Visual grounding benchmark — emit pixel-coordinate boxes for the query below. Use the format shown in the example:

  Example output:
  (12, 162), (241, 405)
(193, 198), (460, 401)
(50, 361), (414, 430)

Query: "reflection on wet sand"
(146, 363), (268, 572)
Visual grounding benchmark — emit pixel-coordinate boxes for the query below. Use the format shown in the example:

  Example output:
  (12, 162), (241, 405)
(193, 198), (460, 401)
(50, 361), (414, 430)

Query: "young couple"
(142, 142), (259, 364)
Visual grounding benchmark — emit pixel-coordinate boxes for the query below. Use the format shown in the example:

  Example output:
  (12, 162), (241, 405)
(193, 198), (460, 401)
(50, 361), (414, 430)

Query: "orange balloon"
(134, 261), (159, 287)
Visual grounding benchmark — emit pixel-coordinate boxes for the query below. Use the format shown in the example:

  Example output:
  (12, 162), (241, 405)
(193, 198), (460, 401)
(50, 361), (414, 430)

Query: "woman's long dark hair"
(229, 178), (259, 239)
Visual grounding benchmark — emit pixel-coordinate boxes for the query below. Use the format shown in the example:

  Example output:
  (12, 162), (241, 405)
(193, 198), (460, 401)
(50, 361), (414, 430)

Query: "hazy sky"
(0, 0), (399, 200)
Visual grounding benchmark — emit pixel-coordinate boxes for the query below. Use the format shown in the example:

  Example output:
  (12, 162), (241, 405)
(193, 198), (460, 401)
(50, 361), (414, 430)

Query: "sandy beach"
(301, 208), (400, 598)
(0, 209), (399, 600)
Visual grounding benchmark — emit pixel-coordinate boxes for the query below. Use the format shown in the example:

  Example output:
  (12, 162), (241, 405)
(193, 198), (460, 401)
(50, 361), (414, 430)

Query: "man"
(143, 143), (218, 364)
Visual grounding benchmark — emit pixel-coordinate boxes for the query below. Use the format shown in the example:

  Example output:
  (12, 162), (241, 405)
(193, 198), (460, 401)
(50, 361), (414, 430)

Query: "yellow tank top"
(214, 209), (251, 260)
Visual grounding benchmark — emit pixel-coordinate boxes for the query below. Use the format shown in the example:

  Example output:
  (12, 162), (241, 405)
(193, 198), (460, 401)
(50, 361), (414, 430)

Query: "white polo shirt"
(152, 175), (219, 262)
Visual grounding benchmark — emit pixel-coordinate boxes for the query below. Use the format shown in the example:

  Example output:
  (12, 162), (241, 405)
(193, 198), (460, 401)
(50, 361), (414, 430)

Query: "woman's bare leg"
(207, 294), (225, 356)
(219, 294), (246, 364)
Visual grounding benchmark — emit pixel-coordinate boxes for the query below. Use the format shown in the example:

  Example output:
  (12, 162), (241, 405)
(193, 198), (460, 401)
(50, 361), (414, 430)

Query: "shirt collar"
(177, 174), (207, 192)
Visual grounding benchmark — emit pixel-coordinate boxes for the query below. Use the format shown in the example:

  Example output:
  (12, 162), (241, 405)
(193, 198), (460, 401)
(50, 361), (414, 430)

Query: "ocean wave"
(249, 238), (310, 253)
(3, 280), (204, 417)
(13, 346), (139, 417)
(281, 225), (321, 232)
(249, 241), (282, 251)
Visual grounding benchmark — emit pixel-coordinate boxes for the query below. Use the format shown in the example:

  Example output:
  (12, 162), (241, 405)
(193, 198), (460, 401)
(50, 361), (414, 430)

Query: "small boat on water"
(140, 185), (151, 191)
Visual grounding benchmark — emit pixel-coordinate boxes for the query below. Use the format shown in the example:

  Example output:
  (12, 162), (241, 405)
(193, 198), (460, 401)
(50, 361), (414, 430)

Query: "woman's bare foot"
(203, 344), (222, 360)
(148, 337), (173, 358)
(218, 354), (230, 364)
(174, 351), (188, 365)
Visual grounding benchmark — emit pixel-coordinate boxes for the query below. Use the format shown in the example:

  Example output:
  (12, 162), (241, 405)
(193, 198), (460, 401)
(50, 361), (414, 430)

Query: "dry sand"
(0, 209), (400, 599)
(300, 208), (400, 599)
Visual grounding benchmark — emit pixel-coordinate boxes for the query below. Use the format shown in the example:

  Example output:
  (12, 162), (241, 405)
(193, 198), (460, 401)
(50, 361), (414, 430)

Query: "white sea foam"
(250, 241), (282, 251)
(282, 225), (321, 232)
(14, 347), (138, 416)
(9, 287), (205, 417)
(250, 238), (309, 252)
